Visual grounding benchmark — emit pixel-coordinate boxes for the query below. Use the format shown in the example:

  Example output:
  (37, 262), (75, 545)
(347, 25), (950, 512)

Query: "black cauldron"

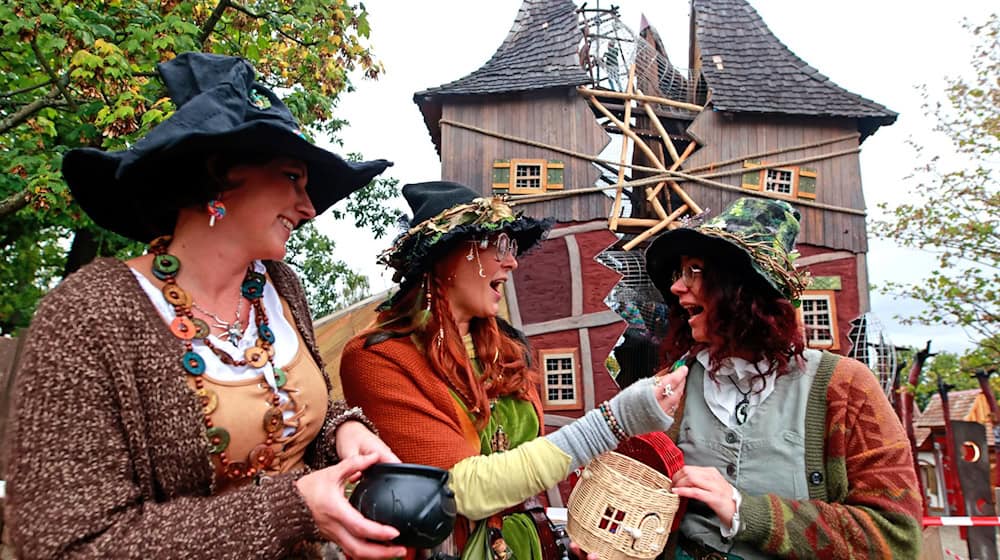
(349, 463), (457, 548)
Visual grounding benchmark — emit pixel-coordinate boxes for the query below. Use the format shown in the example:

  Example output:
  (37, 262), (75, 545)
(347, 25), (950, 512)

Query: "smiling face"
(670, 255), (710, 343)
(436, 233), (519, 334)
(217, 157), (315, 261)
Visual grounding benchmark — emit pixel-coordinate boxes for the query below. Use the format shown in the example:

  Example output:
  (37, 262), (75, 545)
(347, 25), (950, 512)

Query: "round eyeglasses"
(671, 264), (703, 287)
(474, 232), (518, 262)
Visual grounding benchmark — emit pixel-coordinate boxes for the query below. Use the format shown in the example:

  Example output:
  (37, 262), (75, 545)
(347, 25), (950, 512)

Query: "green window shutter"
(742, 160), (763, 190)
(809, 275), (842, 291)
(797, 167), (817, 199)
(546, 160), (564, 190)
(492, 160), (511, 191)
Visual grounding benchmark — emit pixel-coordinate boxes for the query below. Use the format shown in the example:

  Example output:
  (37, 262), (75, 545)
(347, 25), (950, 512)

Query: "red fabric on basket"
(614, 432), (687, 532)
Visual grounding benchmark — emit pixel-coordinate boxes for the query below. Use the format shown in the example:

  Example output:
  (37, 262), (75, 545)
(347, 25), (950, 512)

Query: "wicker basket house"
(566, 452), (679, 560)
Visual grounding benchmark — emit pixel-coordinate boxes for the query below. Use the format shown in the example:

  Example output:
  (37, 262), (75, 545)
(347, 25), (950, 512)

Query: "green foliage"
(285, 221), (369, 319)
(872, 14), (1000, 366)
(901, 339), (1000, 412)
(0, 0), (396, 333)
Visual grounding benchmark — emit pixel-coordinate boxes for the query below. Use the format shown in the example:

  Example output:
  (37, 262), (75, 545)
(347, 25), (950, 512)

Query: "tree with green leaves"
(872, 14), (999, 366)
(0, 0), (399, 334)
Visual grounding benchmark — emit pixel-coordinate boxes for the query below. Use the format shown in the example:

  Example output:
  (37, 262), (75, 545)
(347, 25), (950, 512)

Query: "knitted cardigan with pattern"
(5, 258), (359, 559)
(674, 352), (922, 559)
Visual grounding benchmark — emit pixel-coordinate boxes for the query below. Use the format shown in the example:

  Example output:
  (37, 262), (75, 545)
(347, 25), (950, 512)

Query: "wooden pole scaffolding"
(683, 132), (860, 174)
(577, 86), (705, 113)
(608, 64), (637, 231)
(694, 148), (861, 181)
(623, 204), (689, 251)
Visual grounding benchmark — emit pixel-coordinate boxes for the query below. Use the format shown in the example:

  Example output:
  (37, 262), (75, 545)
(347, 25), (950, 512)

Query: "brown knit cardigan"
(5, 258), (361, 559)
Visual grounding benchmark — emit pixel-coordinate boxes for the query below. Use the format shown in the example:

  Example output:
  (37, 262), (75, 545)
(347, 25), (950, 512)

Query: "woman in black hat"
(643, 198), (921, 559)
(6, 53), (407, 559)
(341, 181), (688, 560)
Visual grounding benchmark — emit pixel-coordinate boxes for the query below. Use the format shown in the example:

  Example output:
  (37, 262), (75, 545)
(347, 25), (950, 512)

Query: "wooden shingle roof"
(914, 389), (996, 447)
(692, 0), (897, 139)
(414, 0), (590, 153)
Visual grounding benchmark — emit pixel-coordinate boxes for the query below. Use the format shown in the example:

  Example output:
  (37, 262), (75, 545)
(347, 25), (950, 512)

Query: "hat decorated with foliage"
(379, 181), (554, 285)
(644, 197), (810, 301)
(62, 52), (392, 242)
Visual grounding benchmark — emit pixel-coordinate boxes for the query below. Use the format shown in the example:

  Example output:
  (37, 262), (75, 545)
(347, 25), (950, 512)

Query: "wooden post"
(608, 64), (637, 231)
(622, 205), (689, 251)
(640, 100), (680, 164)
(682, 133), (860, 174)
(647, 141), (697, 201)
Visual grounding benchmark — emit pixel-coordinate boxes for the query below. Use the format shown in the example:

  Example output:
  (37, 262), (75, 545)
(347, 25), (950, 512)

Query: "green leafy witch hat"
(644, 197), (811, 301)
(378, 181), (553, 292)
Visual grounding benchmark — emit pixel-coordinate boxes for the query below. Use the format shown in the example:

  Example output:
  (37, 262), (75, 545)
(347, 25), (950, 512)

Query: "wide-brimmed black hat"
(644, 197), (810, 301)
(379, 181), (553, 286)
(62, 52), (392, 242)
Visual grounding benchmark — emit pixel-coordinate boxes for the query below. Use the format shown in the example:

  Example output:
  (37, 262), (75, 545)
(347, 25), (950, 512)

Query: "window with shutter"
(491, 159), (566, 194)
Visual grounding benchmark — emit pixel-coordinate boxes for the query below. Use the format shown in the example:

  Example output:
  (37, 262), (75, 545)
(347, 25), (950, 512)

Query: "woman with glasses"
(644, 198), (921, 559)
(341, 181), (687, 560)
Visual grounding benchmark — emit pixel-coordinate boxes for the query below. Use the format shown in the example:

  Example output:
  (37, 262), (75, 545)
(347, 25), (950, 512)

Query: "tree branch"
(199, 0), (231, 46)
(228, 2), (318, 47)
(0, 189), (31, 220)
(0, 85), (60, 134)
(1, 78), (54, 98)
(30, 38), (76, 112)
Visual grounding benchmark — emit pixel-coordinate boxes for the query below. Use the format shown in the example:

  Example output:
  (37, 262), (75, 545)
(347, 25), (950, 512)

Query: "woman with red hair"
(644, 197), (922, 559)
(342, 181), (687, 560)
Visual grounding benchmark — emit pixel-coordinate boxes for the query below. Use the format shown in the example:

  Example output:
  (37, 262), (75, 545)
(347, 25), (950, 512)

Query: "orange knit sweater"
(340, 335), (543, 470)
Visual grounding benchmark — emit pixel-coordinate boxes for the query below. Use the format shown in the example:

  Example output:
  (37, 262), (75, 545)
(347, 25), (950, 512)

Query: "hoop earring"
(207, 199), (226, 227)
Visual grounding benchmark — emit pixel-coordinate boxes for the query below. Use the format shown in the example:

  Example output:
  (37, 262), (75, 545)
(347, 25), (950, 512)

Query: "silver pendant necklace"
(192, 296), (244, 344)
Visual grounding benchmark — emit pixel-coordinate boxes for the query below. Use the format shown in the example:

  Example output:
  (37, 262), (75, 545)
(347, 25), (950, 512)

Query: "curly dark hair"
(658, 251), (805, 388)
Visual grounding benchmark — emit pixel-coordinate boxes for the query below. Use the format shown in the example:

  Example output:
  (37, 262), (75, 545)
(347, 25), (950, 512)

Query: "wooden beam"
(795, 251), (855, 267)
(565, 235), (584, 317)
(440, 119), (665, 175)
(589, 96), (667, 174)
(579, 86), (705, 112)
(671, 169), (867, 216)
(609, 64), (637, 231)
(641, 100), (680, 164)
(522, 310), (623, 337)
(695, 148), (861, 181)
(683, 133), (860, 174)
(579, 327), (596, 411)
(504, 276), (523, 329)
(547, 221), (611, 239)
(615, 217), (664, 227)
(622, 204), (689, 251)
(647, 140), (697, 201)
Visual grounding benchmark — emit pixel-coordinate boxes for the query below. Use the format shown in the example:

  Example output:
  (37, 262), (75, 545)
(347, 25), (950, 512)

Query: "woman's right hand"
(652, 364), (688, 417)
(296, 453), (408, 559)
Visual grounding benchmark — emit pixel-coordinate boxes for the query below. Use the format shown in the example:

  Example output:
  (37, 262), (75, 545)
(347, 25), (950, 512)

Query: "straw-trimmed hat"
(644, 197), (810, 301)
(379, 181), (553, 286)
(62, 52), (392, 242)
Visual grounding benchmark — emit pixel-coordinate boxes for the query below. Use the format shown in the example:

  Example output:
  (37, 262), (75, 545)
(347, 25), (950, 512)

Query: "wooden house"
(410, 0), (898, 444)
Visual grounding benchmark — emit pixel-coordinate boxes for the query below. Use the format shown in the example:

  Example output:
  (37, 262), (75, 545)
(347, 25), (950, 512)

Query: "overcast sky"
(318, 0), (995, 355)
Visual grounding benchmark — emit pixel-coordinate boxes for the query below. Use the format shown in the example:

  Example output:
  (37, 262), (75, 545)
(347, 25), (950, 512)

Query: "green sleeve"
(449, 438), (571, 520)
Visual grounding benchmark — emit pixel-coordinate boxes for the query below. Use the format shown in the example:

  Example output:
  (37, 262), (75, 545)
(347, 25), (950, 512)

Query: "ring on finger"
(663, 383), (674, 398)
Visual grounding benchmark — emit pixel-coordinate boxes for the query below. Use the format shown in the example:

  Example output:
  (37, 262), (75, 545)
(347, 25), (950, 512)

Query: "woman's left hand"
(670, 465), (737, 529)
(335, 420), (401, 464)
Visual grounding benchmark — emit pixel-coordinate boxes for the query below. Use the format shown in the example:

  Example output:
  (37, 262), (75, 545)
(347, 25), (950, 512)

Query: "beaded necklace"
(150, 235), (286, 481)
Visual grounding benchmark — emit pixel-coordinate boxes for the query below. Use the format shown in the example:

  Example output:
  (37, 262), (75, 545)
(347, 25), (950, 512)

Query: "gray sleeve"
(546, 377), (673, 471)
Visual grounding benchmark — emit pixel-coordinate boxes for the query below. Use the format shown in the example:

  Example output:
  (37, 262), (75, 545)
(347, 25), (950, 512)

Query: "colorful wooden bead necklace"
(150, 236), (287, 481)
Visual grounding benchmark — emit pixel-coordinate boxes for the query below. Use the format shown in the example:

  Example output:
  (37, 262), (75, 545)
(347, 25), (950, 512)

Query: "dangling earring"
(207, 199), (226, 227)
(436, 327), (445, 348)
(472, 242), (486, 278)
(466, 243), (475, 261)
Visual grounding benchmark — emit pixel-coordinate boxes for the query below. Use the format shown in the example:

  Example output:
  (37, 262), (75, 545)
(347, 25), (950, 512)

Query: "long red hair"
(365, 270), (539, 430)
(659, 252), (805, 388)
